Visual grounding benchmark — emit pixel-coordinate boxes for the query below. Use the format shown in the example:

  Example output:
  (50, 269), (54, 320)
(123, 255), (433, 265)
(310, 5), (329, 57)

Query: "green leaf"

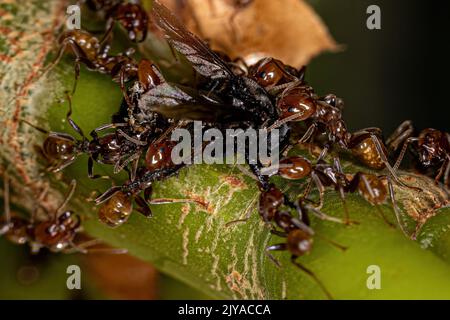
(2, 0), (450, 300)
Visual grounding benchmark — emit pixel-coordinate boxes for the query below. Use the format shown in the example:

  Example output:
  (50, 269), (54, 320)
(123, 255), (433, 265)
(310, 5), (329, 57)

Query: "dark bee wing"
(151, 0), (234, 79)
(138, 83), (252, 122)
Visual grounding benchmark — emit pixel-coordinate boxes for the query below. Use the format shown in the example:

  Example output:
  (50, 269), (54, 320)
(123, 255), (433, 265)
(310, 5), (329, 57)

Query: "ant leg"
(387, 177), (411, 238)
(113, 151), (142, 175)
(95, 186), (122, 205)
(100, 18), (115, 47)
(393, 137), (418, 171)
(135, 195), (152, 218)
(50, 155), (77, 173)
(305, 205), (346, 224)
(67, 239), (127, 254)
(435, 158), (449, 185)
(386, 120), (414, 150)
(290, 256), (333, 300)
(65, 91), (87, 140)
(117, 129), (148, 146)
(55, 180), (76, 218)
(21, 119), (50, 134)
(333, 157), (355, 225)
(310, 172), (325, 209)
(90, 123), (128, 139)
(88, 157), (110, 180)
(270, 230), (288, 237)
(371, 134), (421, 191)
(299, 123), (317, 144)
(444, 157), (450, 187)
(265, 243), (287, 268)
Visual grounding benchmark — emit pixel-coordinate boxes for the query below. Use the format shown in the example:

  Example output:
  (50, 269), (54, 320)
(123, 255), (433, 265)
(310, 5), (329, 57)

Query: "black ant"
(387, 120), (450, 187)
(24, 93), (152, 178)
(0, 175), (125, 254)
(83, 0), (149, 43)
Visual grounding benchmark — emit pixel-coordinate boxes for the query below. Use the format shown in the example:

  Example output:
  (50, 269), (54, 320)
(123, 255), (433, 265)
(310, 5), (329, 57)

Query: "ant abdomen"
(43, 136), (76, 161)
(287, 229), (313, 257)
(355, 173), (387, 205)
(278, 156), (312, 180)
(350, 137), (385, 170)
(98, 191), (133, 227)
(59, 30), (100, 61)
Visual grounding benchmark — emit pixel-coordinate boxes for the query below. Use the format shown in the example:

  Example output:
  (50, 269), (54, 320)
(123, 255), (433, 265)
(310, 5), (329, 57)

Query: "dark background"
(306, 0), (449, 135)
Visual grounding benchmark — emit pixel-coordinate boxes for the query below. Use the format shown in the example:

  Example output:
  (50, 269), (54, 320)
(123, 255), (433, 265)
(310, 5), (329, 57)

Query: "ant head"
(287, 229), (313, 257)
(418, 129), (446, 166)
(43, 134), (77, 161)
(277, 87), (316, 122)
(114, 3), (149, 42)
(249, 58), (288, 88)
(258, 184), (284, 222)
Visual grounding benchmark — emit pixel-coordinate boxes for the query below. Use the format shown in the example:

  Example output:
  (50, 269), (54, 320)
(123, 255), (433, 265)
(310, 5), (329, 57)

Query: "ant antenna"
(55, 180), (77, 218)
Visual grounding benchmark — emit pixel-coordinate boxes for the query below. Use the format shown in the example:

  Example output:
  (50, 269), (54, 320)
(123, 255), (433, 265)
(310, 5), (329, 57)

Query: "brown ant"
(276, 156), (356, 224)
(95, 163), (205, 227)
(24, 93), (151, 178)
(345, 172), (397, 228)
(267, 84), (412, 189)
(387, 120), (450, 186)
(1, 175), (124, 254)
(42, 27), (161, 100)
(248, 57), (305, 92)
(264, 199), (346, 300)
(83, 0), (149, 42)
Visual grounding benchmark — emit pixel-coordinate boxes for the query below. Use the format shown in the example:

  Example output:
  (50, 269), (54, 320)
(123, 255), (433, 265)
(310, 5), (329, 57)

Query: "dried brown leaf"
(160, 0), (338, 66)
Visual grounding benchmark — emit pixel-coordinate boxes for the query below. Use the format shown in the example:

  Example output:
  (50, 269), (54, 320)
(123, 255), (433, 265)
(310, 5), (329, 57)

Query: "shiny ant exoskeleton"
(248, 57), (305, 92)
(1, 176), (125, 254)
(84, 0), (149, 43)
(387, 120), (450, 186)
(276, 156), (356, 224)
(95, 162), (204, 227)
(24, 94), (152, 178)
(275, 156), (399, 228)
(267, 84), (412, 189)
(263, 198), (346, 300)
(42, 27), (161, 99)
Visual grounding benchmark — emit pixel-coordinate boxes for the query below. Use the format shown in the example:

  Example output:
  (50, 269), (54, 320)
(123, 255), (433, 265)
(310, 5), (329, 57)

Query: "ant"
(1, 175), (125, 254)
(95, 163), (204, 227)
(387, 120), (450, 187)
(42, 27), (161, 100)
(276, 156), (357, 225)
(83, 0), (149, 42)
(248, 57), (305, 92)
(262, 194), (346, 300)
(345, 172), (397, 228)
(24, 93), (152, 178)
(267, 84), (412, 189)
